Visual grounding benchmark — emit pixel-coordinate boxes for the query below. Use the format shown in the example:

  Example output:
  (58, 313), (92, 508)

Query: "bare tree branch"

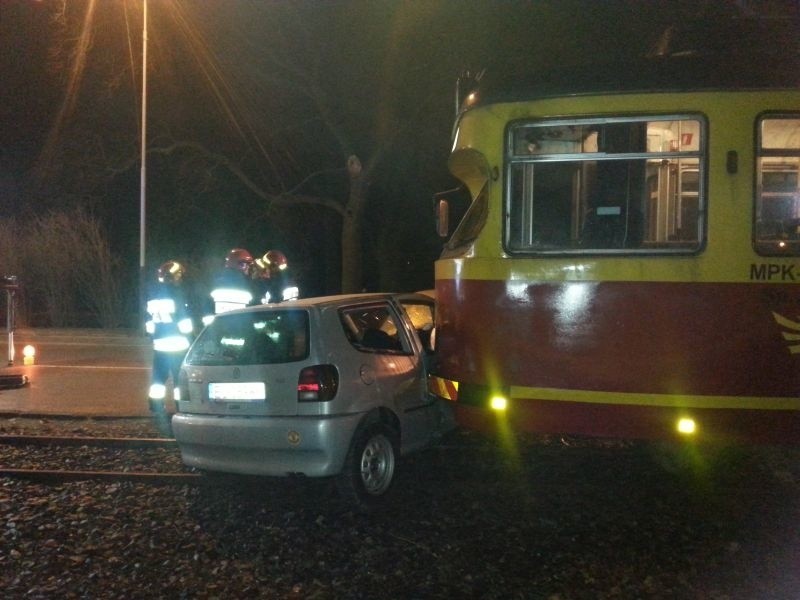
(108, 140), (346, 216)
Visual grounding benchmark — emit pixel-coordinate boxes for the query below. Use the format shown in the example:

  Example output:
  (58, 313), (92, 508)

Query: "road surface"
(0, 328), (156, 417)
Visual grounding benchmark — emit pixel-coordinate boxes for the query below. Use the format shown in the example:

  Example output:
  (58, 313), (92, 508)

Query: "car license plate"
(208, 382), (266, 401)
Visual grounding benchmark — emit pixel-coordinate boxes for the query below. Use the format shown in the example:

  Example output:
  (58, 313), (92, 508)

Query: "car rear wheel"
(336, 422), (398, 511)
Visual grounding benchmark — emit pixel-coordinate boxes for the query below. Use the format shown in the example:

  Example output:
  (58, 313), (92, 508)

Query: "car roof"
(225, 292), (434, 315)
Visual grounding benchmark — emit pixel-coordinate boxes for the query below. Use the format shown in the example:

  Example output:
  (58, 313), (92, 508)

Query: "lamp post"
(139, 0), (148, 330)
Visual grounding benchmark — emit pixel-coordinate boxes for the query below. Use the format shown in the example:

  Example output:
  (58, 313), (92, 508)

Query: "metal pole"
(6, 290), (13, 366)
(3, 277), (17, 366)
(139, 0), (148, 331)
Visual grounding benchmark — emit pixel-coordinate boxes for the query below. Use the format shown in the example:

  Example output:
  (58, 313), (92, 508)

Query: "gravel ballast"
(1, 417), (798, 599)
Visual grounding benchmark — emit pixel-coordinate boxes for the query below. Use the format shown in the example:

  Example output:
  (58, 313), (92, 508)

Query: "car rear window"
(185, 310), (309, 366)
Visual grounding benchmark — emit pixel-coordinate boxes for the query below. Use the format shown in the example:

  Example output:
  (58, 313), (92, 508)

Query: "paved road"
(0, 328), (157, 417)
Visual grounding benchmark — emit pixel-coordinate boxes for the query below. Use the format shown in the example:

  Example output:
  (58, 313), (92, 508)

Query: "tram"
(430, 24), (800, 443)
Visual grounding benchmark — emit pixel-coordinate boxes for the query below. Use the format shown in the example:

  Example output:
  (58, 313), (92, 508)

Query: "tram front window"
(505, 116), (704, 254)
(755, 116), (800, 256)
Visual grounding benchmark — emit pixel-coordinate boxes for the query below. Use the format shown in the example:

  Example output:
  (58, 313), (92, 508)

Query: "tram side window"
(506, 117), (704, 253)
(755, 116), (800, 256)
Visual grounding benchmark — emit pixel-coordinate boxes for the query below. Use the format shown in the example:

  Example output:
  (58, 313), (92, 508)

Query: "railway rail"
(0, 434), (178, 447)
(0, 433), (205, 485)
(0, 468), (202, 485)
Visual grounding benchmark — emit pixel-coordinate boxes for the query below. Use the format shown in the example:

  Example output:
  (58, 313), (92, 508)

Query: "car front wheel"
(336, 422), (398, 511)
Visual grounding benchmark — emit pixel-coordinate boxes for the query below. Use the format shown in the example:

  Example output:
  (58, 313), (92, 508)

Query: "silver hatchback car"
(172, 292), (454, 509)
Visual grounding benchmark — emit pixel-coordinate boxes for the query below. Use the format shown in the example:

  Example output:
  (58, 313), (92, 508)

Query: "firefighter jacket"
(146, 282), (194, 353)
(209, 268), (254, 315)
(254, 270), (299, 304)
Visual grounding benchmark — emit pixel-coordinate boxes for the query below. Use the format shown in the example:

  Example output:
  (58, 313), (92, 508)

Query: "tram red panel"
(435, 278), (800, 398)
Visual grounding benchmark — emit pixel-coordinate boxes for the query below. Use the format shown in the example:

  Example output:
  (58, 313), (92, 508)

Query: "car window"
(339, 303), (408, 354)
(186, 310), (309, 366)
(399, 301), (434, 350)
(400, 302), (434, 331)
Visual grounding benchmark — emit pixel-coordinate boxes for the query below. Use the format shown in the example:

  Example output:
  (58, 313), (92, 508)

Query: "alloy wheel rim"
(359, 434), (395, 495)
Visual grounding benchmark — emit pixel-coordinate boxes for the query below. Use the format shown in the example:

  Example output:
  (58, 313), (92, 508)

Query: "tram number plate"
(208, 382), (266, 401)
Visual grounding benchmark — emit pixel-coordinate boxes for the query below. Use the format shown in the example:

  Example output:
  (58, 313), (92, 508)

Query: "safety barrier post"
(2, 275), (18, 366)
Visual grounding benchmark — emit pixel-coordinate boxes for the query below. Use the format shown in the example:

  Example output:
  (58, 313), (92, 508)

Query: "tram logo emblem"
(772, 312), (800, 354)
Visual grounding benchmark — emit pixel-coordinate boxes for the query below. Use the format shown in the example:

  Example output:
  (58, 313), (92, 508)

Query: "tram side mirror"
(436, 198), (450, 238)
(434, 185), (470, 239)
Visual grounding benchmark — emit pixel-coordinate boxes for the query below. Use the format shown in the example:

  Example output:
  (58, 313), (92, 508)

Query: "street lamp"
(139, 0), (148, 329)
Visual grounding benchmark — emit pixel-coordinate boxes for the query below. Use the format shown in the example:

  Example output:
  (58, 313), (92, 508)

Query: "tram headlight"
(490, 395), (508, 412)
(676, 417), (697, 435)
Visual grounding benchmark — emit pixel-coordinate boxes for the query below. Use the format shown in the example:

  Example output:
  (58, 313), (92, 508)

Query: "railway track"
(0, 433), (205, 485)
(0, 434), (178, 447)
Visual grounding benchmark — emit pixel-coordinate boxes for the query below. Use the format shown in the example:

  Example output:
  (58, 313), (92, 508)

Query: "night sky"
(1, 0), (795, 310)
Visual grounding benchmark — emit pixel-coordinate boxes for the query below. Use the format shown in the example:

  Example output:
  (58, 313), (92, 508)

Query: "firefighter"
(253, 249), (299, 303)
(204, 248), (255, 324)
(145, 260), (194, 414)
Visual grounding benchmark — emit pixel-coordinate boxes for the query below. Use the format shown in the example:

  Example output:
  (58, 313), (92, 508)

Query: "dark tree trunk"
(341, 155), (367, 293)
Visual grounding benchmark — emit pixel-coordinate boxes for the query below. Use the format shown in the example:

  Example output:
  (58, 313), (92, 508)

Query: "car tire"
(336, 422), (399, 512)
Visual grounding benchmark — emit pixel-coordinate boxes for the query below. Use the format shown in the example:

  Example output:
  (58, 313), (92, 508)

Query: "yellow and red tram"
(432, 50), (800, 443)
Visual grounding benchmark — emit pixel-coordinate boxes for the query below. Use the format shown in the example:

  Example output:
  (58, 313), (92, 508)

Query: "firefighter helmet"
(157, 260), (185, 284)
(262, 250), (288, 273)
(224, 248), (254, 274)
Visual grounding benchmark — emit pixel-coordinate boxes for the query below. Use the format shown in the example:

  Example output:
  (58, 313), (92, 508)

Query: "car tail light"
(297, 365), (339, 402)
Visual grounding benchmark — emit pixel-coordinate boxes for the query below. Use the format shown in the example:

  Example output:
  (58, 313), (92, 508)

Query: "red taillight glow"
(297, 365), (339, 402)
